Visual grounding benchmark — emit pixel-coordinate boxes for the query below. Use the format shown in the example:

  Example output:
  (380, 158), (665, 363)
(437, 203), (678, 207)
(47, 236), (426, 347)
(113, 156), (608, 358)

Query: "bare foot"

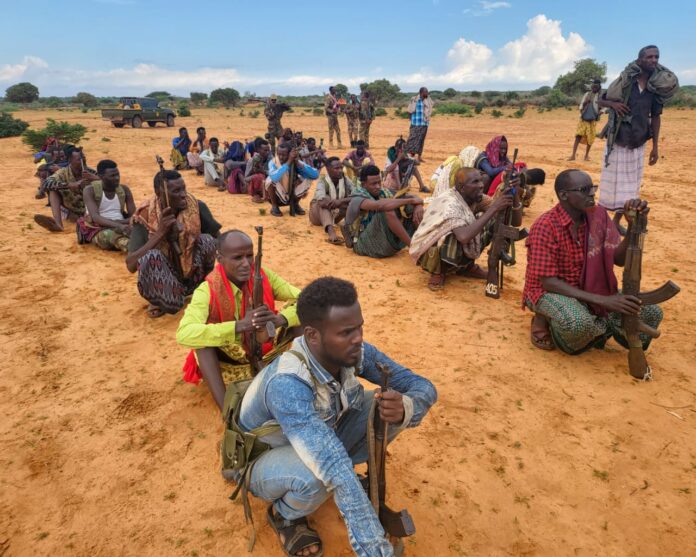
(530, 314), (554, 350)
(428, 273), (445, 291)
(583, 156), (590, 161)
(567, 155), (576, 161)
(458, 264), (487, 280)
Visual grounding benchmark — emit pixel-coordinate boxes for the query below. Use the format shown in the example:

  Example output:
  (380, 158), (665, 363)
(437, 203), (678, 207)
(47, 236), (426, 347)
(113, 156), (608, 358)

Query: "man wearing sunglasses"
(522, 169), (663, 354)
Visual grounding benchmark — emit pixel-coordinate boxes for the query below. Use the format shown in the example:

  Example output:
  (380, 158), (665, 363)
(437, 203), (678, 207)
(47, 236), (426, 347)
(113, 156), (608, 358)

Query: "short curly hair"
(297, 277), (358, 328)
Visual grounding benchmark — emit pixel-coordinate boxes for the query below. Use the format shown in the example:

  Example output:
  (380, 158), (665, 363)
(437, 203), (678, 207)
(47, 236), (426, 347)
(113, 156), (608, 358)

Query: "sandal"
(267, 505), (323, 557)
(428, 273), (445, 291)
(147, 304), (165, 319)
(341, 224), (354, 249)
(530, 317), (554, 350)
(326, 236), (344, 245)
(33, 214), (62, 232)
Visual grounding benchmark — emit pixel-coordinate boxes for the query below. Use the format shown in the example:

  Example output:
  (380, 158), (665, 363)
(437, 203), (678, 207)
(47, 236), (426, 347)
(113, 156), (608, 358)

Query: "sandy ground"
(1, 107), (695, 557)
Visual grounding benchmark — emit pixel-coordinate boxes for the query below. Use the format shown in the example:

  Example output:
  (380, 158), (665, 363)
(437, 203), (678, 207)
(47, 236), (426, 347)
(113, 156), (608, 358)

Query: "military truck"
(101, 97), (176, 128)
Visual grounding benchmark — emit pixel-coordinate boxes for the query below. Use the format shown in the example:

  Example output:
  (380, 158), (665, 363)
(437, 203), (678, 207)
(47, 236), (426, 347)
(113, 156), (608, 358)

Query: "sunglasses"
(565, 184), (598, 195)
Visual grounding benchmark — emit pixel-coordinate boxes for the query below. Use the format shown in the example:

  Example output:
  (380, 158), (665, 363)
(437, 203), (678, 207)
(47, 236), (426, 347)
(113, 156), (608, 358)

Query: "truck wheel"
(132, 116), (142, 128)
(166, 115), (175, 127)
(113, 123), (125, 128)
(147, 121), (157, 128)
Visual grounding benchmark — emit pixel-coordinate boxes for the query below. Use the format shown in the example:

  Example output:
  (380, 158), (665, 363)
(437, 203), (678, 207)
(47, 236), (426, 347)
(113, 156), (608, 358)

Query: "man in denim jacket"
(239, 276), (437, 557)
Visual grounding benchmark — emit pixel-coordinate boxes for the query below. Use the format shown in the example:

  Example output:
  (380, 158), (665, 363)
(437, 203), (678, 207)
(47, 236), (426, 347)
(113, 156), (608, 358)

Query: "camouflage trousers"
(359, 121), (371, 148)
(327, 114), (342, 146)
(347, 117), (359, 145)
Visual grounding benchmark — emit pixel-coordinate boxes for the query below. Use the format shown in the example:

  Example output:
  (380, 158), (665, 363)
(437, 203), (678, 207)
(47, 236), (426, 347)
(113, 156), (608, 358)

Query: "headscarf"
(484, 135), (506, 168)
(224, 141), (245, 162)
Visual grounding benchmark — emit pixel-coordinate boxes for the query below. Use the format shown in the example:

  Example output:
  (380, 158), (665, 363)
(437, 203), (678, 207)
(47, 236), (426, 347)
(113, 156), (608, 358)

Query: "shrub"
(513, 106), (527, 118)
(394, 108), (411, 119)
(474, 102), (484, 114)
(545, 88), (574, 109)
(22, 119), (87, 151)
(74, 92), (98, 107)
(433, 103), (471, 116)
(375, 107), (387, 117)
(0, 112), (29, 138)
(312, 108), (323, 116)
(491, 110), (503, 118)
(494, 99), (505, 108)
(443, 87), (457, 98)
(249, 110), (260, 118)
(178, 102), (191, 117)
(210, 87), (240, 108)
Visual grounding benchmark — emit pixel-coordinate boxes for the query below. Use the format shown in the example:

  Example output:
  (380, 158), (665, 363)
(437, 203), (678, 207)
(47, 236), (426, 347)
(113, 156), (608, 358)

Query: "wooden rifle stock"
(154, 155), (184, 280)
(288, 147), (298, 216)
(368, 363), (415, 549)
(621, 210), (680, 380)
(247, 226), (276, 376)
(485, 149), (528, 299)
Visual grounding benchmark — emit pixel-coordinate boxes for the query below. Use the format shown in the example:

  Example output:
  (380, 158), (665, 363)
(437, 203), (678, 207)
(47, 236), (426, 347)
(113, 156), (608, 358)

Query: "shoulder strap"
(92, 181), (104, 205)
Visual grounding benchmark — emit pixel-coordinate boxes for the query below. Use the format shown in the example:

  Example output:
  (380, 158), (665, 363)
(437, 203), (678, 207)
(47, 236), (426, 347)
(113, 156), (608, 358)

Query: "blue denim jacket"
(239, 336), (437, 557)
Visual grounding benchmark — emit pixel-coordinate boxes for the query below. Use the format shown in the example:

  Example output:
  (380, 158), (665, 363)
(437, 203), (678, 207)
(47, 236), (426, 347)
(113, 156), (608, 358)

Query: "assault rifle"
(368, 363), (415, 555)
(484, 148), (528, 299)
(247, 226), (276, 376)
(287, 146), (299, 216)
(621, 209), (680, 380)
(154, 155), (184, 280)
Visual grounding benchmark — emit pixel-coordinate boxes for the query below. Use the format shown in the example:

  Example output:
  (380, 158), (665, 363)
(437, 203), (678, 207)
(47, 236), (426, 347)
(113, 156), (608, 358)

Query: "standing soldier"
(264, 94), (290, 155)
(358, 90), (376, 149)
(345, 94), (360, 147)
(325, 86), (343, 149)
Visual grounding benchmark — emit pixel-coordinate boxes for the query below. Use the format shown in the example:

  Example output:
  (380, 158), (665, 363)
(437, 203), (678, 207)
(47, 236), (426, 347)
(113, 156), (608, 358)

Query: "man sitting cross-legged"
(176, 229), (301, 410)
(200, 137), (228, 191)
(344, 165), (424, 258)
(309, 156), (354, 245)
(266, 144), (319, 217)
(238, 276), (437, 557)
(77, 159), (135, 252)
(126, 170), (220, 317)
(523, 169), (663, 353)
(409, 166), (520, 291)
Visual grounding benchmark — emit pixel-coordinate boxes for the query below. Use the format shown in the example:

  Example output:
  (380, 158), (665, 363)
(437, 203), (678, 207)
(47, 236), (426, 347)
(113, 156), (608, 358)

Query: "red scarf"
(485, 135), (507, 168)
(182, 263), (276, 384)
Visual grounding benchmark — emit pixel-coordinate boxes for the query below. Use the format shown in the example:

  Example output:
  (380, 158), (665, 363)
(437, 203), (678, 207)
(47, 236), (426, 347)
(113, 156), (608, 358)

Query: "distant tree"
(361, 79), (401, 104)
(531, 85), (552, 97)
(0, 112), (29, 138)
(145, 91), (173, 101)
(474, 102), (484, 114)
(443, 87), (457, 98)
(190, 92), (208, 106)
(73, 92), (98, 107)
(178, 102), (191, 117)
(43, 96), (64, 108)
(5, 82), (39, 103)
(554, 58), (607, 96)
(469, 90), (482, 98)
(210, 87), (240, 108)
(334, 83), (349, 98)
(504, 91), (519, 101)
(545, 88), (573, 109)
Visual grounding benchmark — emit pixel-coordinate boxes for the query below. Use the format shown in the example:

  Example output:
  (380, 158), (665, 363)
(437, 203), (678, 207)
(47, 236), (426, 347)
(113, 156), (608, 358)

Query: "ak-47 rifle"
(155, 155), (184, 279)
(368, 363), (415, 555)
(484, 148), (528, 299)
(246, 226), (277, 376)
(621, 209), (680, 380)
(287, 144), (299, 216)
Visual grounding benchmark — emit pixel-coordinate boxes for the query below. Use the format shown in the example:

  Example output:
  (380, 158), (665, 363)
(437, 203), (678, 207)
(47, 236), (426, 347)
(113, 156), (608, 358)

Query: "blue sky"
(1, 0), (693, 97)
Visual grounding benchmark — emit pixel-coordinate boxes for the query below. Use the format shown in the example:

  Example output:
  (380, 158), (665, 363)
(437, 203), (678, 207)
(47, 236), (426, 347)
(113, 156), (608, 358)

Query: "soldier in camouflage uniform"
(345, 94), (360, 147)
(264, 94), (290, 155)
(359, 90), (376, 149)
(324, 86), (343, 149)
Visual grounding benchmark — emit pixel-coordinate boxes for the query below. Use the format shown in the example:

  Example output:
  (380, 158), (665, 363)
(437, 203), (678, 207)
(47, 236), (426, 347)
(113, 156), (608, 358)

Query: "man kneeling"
(237, 277), (437, 556)
(176, 230), (301, 410)
(523, 169), (663, 353)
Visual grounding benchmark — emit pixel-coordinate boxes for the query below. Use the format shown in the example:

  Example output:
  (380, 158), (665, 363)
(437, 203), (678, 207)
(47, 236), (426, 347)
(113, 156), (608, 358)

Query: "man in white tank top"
(78, 160), (135, 252)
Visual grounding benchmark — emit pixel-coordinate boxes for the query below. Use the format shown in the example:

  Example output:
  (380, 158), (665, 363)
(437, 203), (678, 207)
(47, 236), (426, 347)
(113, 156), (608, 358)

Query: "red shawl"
(485, 135), (507, 168)
(579, 207), (620, 317)
(182, 263), (276, 384)
(487, 161), (527, 196)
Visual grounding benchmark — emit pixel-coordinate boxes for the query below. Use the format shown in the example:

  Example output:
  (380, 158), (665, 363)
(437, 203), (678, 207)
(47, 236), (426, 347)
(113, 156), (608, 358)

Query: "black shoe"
(293, 204), (306, 216)
(271, 206), (283, 217)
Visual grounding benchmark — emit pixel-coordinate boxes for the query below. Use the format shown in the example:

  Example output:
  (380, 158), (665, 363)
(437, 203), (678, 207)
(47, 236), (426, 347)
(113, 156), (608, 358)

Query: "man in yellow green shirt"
(176, 229), (301, 410)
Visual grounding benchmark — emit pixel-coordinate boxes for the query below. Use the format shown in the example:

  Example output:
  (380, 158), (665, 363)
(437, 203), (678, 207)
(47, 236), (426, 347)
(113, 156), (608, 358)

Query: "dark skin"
(125, 176), (188, 274)
(532, 170), (649, 343)
(83, 167), (135, 234)
(197, 232), (288, 412)
(318, 160), (351, 242)
(599, 47), (661, 166)
(342, 144), (374, 174)
(204, 139), (226, 190)
(47, 150), (99, 230)
(358, 174), (424, 246)
(269, 146), (307, 215)
(570, 82), (601, 161)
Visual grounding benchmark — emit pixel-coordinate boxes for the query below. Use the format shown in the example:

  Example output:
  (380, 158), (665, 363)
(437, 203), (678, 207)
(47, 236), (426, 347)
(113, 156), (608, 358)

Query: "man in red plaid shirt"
(523, 169), (663, 354)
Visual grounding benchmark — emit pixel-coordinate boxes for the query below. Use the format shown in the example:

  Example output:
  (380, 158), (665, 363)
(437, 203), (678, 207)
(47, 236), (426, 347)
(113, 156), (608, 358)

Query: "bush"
(81, 108), (88, 113)
(470, 91), (482, 98)
(312, 108), (323, 116)
(443, 88), (457, 98)
(0, 112), (29, 138)
(249, 110), (260, 118)
(474, 102), (484, 114)
(74, 92), (98, 107)
(545, 88), (573, 109)
(178, 102), (191, 117)
(210, 87), (240, 108)
(513, 106), (527, 118)
(375, 107), (387, 117)
(494, 99), (504, 108)
(433, 103), (471, 116)
(22, 119), (87, 151)
(491, 110), (503, 118)
(43, 96), (64, 108)
(394, 108), (411, 119)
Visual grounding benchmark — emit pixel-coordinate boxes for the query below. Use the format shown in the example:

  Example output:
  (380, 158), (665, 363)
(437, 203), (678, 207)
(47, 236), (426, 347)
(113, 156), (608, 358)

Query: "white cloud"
(0, 16), (592, 95)
(679, 68), (696, 80)
(463, 0), (511, 16)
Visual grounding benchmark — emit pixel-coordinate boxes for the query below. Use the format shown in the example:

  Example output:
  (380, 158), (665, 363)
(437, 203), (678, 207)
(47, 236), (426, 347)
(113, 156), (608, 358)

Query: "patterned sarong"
(598, 144), (645, 211)
(576, 119), (597, 146)
(406, 125), (428, 155)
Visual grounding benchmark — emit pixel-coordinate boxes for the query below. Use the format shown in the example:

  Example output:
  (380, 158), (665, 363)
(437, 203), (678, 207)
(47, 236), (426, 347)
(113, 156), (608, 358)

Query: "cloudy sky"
(1, 0), (693, 97)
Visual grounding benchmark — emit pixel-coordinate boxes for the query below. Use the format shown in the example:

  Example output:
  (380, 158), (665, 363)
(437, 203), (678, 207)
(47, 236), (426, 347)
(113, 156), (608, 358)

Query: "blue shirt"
(239, 337), (437, 557)
(267, 158), (320, 182)
(410, 98), (426, 127)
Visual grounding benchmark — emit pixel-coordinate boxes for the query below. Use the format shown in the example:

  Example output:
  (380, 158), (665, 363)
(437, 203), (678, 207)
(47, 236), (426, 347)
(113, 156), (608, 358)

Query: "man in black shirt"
(126, 170), (221, 317)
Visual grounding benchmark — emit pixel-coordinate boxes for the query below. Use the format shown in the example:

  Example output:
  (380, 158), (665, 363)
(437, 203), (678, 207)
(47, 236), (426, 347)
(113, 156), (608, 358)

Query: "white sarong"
(598, 144), (645, 211)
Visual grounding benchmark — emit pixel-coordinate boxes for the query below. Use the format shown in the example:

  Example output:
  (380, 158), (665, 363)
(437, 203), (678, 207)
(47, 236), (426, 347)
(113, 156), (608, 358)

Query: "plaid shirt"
(411, 98), (426, 126)
(522, 203), (587, 307)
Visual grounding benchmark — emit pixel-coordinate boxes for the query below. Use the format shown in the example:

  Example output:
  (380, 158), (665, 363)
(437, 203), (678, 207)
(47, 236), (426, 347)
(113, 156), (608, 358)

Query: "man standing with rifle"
(237, 277), (436, 556)
(176, 229), (301, 410)
(264, 94), (292, 155)
(523, 169), (670, 361)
